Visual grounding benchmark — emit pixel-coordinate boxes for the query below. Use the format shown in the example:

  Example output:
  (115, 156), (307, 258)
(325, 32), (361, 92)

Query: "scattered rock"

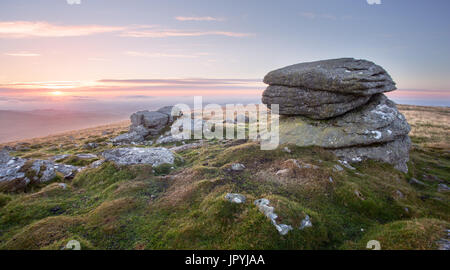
(395, 190), (405, 199)
(50, 154), (70, 162)
(90, 159), (105, 168)
(102, 147), (175, 166)
(1, 150), (81, 192)
(30, 160), (56, 182)
(111, 126), (149, 145)
(299, 215), (312, 230)
(254, 199), (278, 221)
(438, 183), (450, 192)
(282, 147), (291, 153)
(231, 163), (246, 171)
(275, 224), (293, 236)
(83, 142), (99, 149)
(76, 153), (98, 160)
(0, 150), (29, 192)
(409, 178), (426, 186)
(333, 164), (344, 172)
(254, 198), (294, 236)
(225, 193), (246, 204)
(338, 160), (356, 170)
(170, 141), (204, 152)
(58, 183), (67, 189)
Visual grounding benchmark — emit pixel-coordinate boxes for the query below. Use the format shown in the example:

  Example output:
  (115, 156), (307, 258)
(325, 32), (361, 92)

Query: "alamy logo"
(66, 0), (81, 5)
(169, 97), (279, 150)
(366, 240), (381, 250)
(65, 240), (81, 250)
(367, 0), (382, 5)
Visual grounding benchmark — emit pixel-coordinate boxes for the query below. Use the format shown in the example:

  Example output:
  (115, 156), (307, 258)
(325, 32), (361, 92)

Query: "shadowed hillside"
(0, 110), (127, 143)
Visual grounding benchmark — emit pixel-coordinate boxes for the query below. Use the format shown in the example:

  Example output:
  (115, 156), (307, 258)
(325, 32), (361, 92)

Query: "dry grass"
(398, 105), (450, 149)
(0, 120), (129, 148)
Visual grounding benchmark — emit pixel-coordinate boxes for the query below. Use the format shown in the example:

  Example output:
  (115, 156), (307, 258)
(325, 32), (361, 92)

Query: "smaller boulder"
(231, 163), (246, 171)
(225, 193), (246, 204)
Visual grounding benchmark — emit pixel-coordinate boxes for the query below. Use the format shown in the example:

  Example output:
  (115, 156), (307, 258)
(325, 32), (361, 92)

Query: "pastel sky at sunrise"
(0, 0), (449, 112)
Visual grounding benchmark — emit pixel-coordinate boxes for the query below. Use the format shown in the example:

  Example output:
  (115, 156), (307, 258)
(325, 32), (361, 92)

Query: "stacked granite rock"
(262, 58), (411, 172)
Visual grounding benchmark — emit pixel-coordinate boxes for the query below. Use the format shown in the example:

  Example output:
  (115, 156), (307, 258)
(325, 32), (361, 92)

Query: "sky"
(0, 0), (449, 113)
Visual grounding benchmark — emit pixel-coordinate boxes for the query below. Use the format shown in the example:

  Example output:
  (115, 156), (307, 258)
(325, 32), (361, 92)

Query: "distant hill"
(0, 110), (127, 143)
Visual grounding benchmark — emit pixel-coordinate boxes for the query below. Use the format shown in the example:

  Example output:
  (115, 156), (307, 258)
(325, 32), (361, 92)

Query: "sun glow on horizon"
(50, 91), (63, 96)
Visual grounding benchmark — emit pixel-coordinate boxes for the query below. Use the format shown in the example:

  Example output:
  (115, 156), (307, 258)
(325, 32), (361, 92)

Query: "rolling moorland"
(0, 104), (448, 250)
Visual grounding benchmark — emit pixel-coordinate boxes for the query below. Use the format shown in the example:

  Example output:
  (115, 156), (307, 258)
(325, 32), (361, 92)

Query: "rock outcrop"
(101, 147), (175, 166)
(0, 150), (80, 192)
(262, 58), (411, 172)
(112, 106), (182, 145)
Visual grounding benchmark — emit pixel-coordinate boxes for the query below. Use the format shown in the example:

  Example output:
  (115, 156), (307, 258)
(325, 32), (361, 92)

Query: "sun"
(51, 91), (63, 96)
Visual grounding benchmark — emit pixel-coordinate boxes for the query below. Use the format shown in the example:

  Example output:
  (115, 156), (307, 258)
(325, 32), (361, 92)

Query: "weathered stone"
(438, 183), (450, 192)
(90, 159), (105, 168)
(50, 154), (70, 162)
(0, 150), (29, 192)
(332, 136), (411, 173)
(76, 153), (98, 160)
(231, 163), (246, 171)
(263, 58), (396, 96)
(299, 215), (313, 230)
(274, 94), (410, 148)
(225, 193), (246, 204)
(157, 106), (183, 122)
(102, 147), (175, 166)
(275, 224), (293, 236)
(170, 141), (204, 152)
(130, 111), (169, 135)
(111, 125), (149, 145)
(30, 160), (56, 182)
(262, 85), (371, 118)
(409, 177), (426, 186)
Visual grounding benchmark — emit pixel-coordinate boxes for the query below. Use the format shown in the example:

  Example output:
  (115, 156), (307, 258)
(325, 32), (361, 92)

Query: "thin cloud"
(124, 51), (199, 58)
(0, 21), (252, 39)
(0, 21), (125, 38)
(175, 16), (224, 22)
(121, 29), (252, 38)
(300, 12), (336, 20)
(98, 78), (261, 85)
(4, 52), (41, 57)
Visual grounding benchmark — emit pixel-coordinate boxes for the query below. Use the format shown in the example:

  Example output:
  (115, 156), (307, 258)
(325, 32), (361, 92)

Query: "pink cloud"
(0, 21), (252, 39)
(0, 21), (126, 38)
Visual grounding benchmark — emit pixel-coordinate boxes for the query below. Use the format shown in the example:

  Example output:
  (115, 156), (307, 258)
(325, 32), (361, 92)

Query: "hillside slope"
(0, 105), (448, 250)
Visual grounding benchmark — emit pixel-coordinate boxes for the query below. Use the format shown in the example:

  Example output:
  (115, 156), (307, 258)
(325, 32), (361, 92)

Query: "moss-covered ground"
(0, 105), (448, 250)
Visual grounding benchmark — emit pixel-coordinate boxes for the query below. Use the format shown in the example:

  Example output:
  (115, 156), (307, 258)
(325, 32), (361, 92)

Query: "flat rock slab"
(271, 94), (410, 148)
(102, 147), (175, 166)
(263, 58), (396, 96)
(262, 85), (371, 119)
